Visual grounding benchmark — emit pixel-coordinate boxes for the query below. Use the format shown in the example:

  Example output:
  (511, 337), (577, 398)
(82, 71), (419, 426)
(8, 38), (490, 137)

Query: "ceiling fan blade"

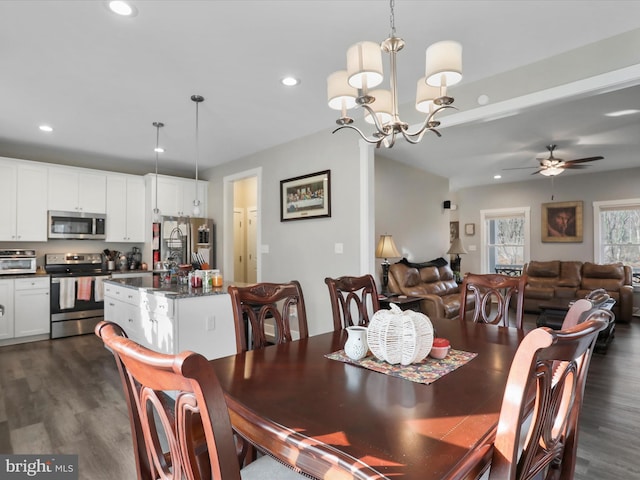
(565, 156), (604, 165)
(562, 164), (590, 169)
(503, 166), (538, 171)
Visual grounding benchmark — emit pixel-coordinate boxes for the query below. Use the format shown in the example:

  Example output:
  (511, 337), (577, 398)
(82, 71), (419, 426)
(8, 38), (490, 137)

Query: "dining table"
(209, 317), (527, 480)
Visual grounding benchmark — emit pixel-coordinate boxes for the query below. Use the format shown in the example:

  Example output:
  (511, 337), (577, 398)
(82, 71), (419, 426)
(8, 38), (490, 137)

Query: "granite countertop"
(104, 276), (236, 299)
(0, 272), (50, 280)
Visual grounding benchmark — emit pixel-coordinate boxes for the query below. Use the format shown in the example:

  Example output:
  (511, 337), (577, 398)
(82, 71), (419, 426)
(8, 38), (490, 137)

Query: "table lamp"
(447, 237), (468, 282)
(375, 234), (401, 294)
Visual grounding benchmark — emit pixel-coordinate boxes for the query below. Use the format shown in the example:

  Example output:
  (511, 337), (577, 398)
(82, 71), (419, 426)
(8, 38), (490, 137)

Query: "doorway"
(223, 169), (261, 283)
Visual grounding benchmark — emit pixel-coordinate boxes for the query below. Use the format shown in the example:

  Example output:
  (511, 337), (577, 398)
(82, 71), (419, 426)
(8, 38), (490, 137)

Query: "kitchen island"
(103, 276), (238, 360)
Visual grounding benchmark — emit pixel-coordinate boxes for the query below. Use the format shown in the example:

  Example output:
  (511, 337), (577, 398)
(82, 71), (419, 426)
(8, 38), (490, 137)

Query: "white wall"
(456, 166), (640, 273)
(375, 155), (452, 272)
(203, 131), (365, 335)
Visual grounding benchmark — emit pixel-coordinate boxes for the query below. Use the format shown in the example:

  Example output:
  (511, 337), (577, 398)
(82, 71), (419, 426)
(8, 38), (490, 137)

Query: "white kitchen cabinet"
(0, 159), (48, 241)
(0, 279), (15, 341)
(103, 280), (236, 360)
(0, 277), (50, 344)
(106, 174), (146, 242)
(146, 174), (207, 218)
(48, 167), (107, 214)
(14, 277), (50, 337)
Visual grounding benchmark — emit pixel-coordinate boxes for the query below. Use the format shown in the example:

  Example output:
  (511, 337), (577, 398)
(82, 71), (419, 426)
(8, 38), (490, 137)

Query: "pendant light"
(191, 94), (204, 216)
(152, 121), (164, 223)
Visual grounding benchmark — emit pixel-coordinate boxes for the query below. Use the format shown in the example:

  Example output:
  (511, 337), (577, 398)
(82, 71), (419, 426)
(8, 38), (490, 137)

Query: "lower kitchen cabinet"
(0, 276), (50, 345)
(104, 282), (236, 360)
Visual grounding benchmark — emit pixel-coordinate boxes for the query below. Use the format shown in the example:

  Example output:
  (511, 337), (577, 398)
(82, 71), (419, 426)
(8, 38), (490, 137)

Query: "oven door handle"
(51, 276), (111, 284)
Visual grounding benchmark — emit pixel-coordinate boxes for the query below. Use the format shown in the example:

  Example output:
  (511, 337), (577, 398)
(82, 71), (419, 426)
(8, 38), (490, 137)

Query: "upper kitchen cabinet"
(106, 174), (146, 242)
(0, 158), (48, 241)
(48, 166), (107, 214)
(145, 174), (208, 218)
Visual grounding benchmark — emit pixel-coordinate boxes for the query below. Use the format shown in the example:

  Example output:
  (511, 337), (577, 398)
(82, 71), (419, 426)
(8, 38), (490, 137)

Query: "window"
(594, 199), (640, 285)
(480, 207), (530, 274)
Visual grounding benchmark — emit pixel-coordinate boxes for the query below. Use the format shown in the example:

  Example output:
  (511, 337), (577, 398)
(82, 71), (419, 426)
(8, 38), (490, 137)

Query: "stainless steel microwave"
(48, 211), (106, 240)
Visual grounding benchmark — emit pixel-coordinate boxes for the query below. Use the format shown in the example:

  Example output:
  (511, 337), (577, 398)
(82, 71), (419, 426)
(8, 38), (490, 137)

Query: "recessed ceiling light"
(281, 77), (300, 87)
(154, 147), (164, 153)
(39, 125), (53, 132)
(108, 1), (137, 16)
(493, 174), (502, 179)
(605, 109), (639, 117)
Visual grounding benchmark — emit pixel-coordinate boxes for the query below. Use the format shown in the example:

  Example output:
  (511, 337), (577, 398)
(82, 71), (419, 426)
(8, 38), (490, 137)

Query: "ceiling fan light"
(540, 167), (564, 177)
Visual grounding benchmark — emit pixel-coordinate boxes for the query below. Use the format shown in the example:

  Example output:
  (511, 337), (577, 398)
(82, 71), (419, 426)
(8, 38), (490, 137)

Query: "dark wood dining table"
(209, 317), (527, 480)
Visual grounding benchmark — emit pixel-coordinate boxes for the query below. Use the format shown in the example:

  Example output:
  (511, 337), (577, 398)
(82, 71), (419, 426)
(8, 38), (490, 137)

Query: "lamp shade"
(425, 40), (462, 87)
(415, 76), (441, 113)
(327, 70), (357, 111)
(347, 41), (384, 90)
(376, 235), (401, 259)
(364, 89), (393, 125)
(447, 237), (468, 255)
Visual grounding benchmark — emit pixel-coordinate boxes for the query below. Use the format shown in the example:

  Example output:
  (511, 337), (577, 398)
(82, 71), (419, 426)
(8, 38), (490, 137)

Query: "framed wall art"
(541, 200), (583, 242)
(280, 170), (331, 221)
(465, 223), (475, 236)
(449, 221), (459, 242)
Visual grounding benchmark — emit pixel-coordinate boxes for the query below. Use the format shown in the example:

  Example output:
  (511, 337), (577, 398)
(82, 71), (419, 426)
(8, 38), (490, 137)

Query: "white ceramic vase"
(344, 326), (369, 361)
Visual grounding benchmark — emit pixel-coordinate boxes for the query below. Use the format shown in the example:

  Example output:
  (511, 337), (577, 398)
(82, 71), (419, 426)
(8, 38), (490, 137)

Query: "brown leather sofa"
(522, 260), (633, 322)
(387, 260), (473, 319)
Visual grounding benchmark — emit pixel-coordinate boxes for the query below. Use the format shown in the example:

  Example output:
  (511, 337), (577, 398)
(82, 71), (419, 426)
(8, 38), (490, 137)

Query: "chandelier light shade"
(191, 94), (204, 217)
(328, 0), (462, 148)
(152, 121), (164, 223)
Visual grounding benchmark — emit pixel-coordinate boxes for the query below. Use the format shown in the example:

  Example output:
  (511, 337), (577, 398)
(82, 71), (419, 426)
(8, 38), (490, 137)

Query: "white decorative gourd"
(367, 303), (434, 365)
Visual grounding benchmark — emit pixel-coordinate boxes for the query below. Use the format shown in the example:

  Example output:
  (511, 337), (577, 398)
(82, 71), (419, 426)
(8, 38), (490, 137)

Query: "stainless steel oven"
(45, 253), (110, 339)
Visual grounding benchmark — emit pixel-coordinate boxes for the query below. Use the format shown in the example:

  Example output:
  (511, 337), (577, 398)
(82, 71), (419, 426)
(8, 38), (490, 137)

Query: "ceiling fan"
(505, 144), (604, 176)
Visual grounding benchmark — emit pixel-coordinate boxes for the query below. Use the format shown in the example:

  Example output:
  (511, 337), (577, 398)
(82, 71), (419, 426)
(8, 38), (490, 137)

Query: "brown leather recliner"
(387, 262), (473, 319)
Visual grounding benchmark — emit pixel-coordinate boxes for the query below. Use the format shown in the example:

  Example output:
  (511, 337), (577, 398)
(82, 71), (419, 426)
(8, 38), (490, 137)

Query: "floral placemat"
(325, 349), (477, 385)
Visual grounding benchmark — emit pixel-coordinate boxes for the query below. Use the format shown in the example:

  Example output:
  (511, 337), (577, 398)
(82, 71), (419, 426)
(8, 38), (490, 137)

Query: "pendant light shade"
(152, 121), (164, 223)
(191, 94), (204, 217)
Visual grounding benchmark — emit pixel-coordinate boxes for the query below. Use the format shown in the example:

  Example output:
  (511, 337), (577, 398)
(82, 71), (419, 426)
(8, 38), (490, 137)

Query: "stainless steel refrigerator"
(159, 216), (215, 268)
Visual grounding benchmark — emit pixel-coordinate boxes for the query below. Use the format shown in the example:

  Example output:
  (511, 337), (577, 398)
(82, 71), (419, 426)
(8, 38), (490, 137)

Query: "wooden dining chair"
(459, 273), (527, 328)
(324, 274), (380, 331)
(95, 321), (304, 480)
(487, 318), (608, 480)
(227, 281), (309, 353)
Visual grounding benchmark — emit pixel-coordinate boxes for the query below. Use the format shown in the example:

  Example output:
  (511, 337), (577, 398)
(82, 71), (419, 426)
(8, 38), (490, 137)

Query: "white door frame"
(223, 168), (262, 282)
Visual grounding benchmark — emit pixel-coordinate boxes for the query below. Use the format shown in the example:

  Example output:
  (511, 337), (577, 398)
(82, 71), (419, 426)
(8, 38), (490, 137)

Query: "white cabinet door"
(14, 278), (50, 337)
(125, 176), (146, 242)
(156, 176), (181, 217)
(49, 167), (106, 213)
(78, 172), (107, 213)
(106, 175), (128, 241)
(15, 164), (48, 241)
(0, 162), (18, 241)
(48, 168), (79, 211)
(106, 175), (145, 242)
(0, 280), (15, 340)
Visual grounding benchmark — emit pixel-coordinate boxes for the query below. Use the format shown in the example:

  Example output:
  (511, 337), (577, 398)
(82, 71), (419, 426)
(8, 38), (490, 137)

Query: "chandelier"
(327, 0), (462, 148)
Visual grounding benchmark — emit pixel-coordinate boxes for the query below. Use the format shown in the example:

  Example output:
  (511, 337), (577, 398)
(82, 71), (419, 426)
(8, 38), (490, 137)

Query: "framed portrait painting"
(280, 170), (331, 221)
(542, 201), (583, 242)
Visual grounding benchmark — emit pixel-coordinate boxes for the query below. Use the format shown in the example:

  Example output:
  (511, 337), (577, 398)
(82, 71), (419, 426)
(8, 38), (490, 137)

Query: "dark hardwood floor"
(1, 315), (638, 479)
